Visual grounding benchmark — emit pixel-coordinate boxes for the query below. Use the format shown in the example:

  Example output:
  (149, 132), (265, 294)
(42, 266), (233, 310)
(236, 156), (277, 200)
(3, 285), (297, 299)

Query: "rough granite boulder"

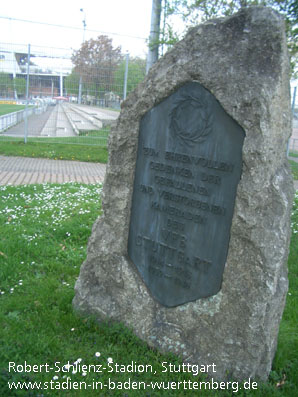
(73, 6), (294, 381)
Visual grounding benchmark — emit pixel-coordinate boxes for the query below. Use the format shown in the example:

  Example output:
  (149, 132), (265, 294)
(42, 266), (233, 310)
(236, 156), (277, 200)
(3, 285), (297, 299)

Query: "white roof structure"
(0, 43), (71, 76)
(0, 49), (22, 75)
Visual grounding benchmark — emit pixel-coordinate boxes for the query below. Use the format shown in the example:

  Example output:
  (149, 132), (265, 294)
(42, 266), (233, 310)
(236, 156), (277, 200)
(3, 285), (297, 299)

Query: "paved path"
(0, 155), (297, 189)
(0, 156), (106, 185)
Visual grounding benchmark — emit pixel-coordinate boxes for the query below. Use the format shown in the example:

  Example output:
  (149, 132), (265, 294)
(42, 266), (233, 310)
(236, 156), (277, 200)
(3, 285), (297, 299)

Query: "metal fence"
(0, 41), (297, 151)
(0, 42), (146, 146)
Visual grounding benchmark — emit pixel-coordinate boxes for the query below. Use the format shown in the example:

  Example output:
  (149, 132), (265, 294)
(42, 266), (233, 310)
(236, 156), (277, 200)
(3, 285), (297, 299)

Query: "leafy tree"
(64, 71), (81, 97)
(160, 0), (298, 76)
(13, 77), (26, 98)
(0, 72), (12, 97)
(114, 57), (146, 98)
(71, 35), (123, 100)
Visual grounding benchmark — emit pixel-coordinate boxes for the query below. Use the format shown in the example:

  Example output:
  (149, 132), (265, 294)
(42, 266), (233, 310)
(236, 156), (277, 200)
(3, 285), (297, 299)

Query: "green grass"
(0, 140), (108, 163)
(78, 127), (110, 138)
(0, 127), (296, 170)
(0, 126), (110, 162)
(289, 160), (298, 180)
(289, 152), (298, 158)
(0, 183), (297, 396)
(272, 190), (298, 392)
(0, 104), (26, 116)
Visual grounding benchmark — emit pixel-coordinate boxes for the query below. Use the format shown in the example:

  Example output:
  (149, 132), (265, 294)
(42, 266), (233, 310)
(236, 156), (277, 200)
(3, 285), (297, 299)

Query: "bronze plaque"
(128, 82), (245, 307)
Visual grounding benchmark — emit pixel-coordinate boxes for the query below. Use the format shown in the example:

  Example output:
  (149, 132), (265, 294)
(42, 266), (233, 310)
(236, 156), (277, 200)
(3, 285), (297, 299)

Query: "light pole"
(80, 8), (87, 43)
(78, 8), (86, 104)
(146, 0), (162, 73)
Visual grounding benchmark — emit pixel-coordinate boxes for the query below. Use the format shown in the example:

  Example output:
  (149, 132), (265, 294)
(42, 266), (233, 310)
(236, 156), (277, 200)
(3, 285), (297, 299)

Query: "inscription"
(158, 190), (226, 215)
(140, 184), (154, 195)
(150, 161), (193, 179)
(155, 175), (209, 196)
(143, 147), (159, 157)
(149, 257), (192, 280)
(135, 235), (177, 259)
(177, 252), (212, 273)
(151, 201), (207, 224)
(148, 252), (212, 274)
(165, 151), (234, 172)
(201, 172), (221, 185)
(127, 81), (245, 306)
(161, 228), (186, 249)
(167, 218), (185, 232)
(149, 264), (191, 289)
(147, 248), (212, 290)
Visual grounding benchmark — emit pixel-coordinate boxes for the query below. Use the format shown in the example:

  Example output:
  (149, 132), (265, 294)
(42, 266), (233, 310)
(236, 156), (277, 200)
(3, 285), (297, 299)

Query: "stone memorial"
(128, 81), (245, 307)
(73, 6), (294, 381)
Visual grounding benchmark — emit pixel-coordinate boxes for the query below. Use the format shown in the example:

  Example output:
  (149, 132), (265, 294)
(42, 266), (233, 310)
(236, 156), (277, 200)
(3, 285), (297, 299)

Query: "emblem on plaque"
(170, 94), (213, 147)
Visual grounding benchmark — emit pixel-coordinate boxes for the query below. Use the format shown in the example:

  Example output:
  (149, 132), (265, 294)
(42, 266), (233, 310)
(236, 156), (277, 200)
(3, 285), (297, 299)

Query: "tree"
(114, 57), (146, 98)
(71, 35), (123, 100)
(0, 72), (12, 97)
(64, 71), (81, 97)
(13, 77), (26, 98)
(160, 0), (298, 76)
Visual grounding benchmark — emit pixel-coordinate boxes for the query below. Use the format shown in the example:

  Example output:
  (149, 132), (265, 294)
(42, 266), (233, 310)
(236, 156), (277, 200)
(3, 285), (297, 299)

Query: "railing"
(0, 41), (146, 145)
(0, 107), (37, 132)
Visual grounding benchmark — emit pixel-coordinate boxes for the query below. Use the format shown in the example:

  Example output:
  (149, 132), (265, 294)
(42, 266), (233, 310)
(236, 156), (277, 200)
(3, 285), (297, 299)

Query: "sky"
(0, 0), (153, 57)
(0, 0), (297, 98)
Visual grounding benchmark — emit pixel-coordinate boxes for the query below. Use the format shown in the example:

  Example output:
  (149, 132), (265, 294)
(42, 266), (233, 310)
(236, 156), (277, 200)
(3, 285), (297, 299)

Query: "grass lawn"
(0, 126), (110, 163)
(0, 140), (108, 163)
(78, 128), (110, 138)
(289, 160), (298, 180)
(0, 104), (27, 116)
(0, 183), (297, 396)
(289, 152), (298, 158)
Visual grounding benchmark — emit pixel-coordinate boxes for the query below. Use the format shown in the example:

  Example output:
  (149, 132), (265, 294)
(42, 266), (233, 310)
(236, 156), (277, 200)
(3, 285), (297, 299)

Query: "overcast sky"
(1, 0), (297, 96)
(0, 0), (153, 57)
